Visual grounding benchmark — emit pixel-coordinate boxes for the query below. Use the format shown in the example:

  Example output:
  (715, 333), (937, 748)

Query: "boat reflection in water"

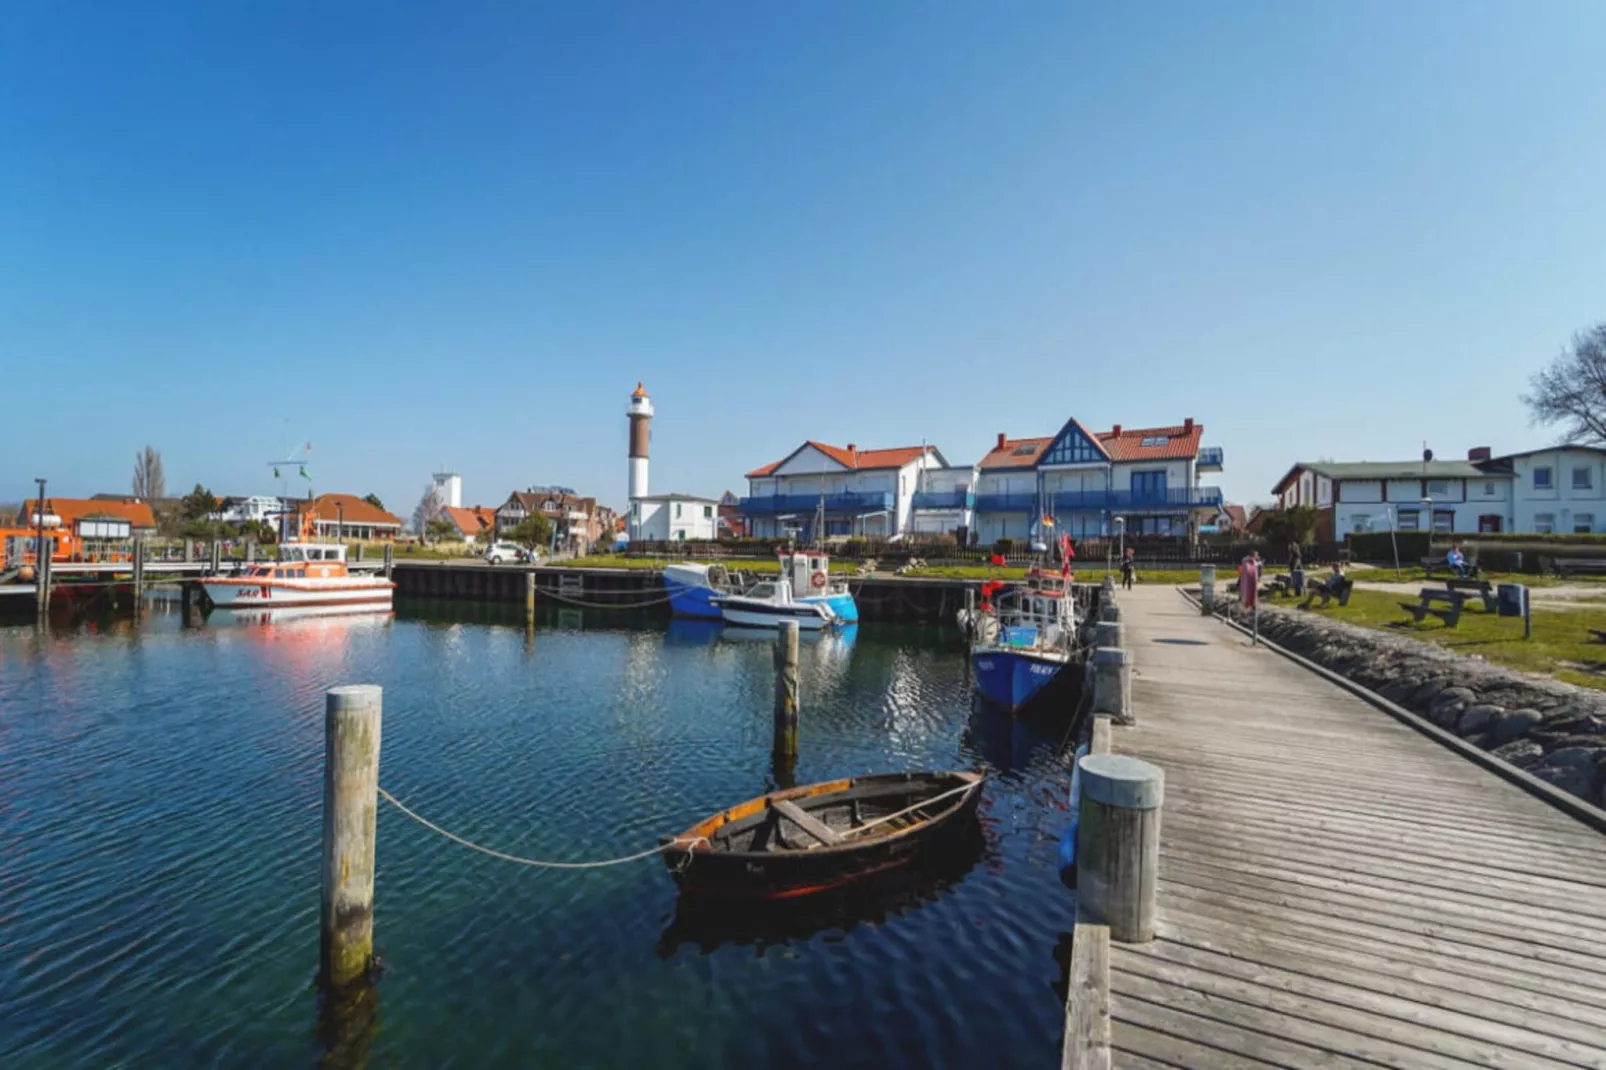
(961, 693), (1067, 774)
(664, 619), (859, 652)
(656, 810), (986, 956)
(203, 602), (396, 630)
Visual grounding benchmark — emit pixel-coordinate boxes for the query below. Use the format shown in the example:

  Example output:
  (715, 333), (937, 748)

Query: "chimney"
(1184, 417), (1194, 432)
(996, 432), (1007, 450)
(1468, 446), (1491, 462)
(1111, 424), (1122, 437)
(847, 443), (856, 454)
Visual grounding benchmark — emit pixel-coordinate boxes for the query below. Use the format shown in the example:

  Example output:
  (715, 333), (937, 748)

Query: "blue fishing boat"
(663, 562), (744, 620)
(665, 551), (858, 624)
(969, 571), (1080, 715)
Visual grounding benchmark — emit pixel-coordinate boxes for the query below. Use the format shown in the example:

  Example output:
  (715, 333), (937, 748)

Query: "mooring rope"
(377, 786), (706, 869)
(535, 587), (677, 610)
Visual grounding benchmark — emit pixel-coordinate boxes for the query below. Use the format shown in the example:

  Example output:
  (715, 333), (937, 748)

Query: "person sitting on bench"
(1446, 544), (1472, 579)
(1316, 562), (1346, 597)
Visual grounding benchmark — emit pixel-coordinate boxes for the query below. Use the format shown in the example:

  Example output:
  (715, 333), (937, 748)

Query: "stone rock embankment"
(1220, 601), (1606, 807)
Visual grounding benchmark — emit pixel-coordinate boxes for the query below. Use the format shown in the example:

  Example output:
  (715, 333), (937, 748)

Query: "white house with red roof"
(972, 417), (1223, 543)
(742, 441), (948, 539)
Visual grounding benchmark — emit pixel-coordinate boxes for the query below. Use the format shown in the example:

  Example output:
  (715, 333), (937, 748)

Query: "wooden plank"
(1119, 939), (1606, 1067)
(1108, 1018), (1285, 1070)
(1063, 909), (1110, 1070)
(1112, 972), (1484, 1070)
(1159, 875), (1606, 996)
(769, 798), (843, 845)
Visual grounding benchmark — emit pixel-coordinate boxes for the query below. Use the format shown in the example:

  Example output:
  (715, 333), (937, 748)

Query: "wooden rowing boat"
(660, 771), (984, 899)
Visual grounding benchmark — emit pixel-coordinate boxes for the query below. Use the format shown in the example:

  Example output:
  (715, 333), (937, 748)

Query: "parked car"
(485, 542), (535, 565)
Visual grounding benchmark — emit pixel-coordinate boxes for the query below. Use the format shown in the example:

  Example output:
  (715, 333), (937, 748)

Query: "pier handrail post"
(320, 685), (383, 989)
(773, 620), (800, 759)
(1091, 647), (1132, 726)
(1076, 753), (1163, 943)
(1199, 564), (1216, 615)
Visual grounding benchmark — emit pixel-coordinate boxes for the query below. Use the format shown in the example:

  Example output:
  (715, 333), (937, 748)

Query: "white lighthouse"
(627, 381), (653, 504)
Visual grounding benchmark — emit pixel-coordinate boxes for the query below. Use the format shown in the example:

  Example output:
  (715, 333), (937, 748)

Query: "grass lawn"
(564, 556), (856, 575)
(1278, 587), (1606, 689)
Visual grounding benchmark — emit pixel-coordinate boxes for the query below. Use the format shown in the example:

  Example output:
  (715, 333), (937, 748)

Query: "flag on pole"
(989, 553), (1005, 567)
(273, 467), (281, 478)
(1040, 515), (1055, 528)
(299, 466), (310, 480)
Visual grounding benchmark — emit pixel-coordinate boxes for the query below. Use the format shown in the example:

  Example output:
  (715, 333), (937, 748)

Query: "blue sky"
(4, 1), (1605, 515)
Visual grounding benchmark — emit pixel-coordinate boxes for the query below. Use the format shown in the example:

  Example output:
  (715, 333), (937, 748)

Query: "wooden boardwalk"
(1072, 587), (1606, 1069)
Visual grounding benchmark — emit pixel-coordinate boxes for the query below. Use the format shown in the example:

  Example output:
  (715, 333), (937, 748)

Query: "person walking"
(1120, 546), (1136, 590)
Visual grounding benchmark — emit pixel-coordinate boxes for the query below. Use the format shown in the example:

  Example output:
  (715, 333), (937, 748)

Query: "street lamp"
(1113, 516), (1126, 565)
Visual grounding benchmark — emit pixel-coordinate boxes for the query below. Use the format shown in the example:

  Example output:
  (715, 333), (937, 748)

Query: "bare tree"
(133, 446), (166, 500)
(1525, 323), (1606, 444)
(412, 484), (446, 537)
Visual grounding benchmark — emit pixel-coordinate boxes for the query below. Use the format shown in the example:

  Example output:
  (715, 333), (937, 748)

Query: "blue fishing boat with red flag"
(968, 535), (1082, 715)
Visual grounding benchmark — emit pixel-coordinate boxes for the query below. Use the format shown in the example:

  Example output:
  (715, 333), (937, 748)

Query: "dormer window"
(1140, 435), (1171, 447)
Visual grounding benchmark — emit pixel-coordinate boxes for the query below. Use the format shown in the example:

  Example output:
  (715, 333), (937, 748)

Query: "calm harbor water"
(1, 599), (1077, 1069)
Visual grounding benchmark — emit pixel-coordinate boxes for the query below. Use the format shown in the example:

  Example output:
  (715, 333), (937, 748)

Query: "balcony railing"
(910, 489), (974, 510)
(1197, 447), (1224, 472)
(1110, 487), (1223, 510)
(739, 491), (894, 516)
(973, 493), (1037, 513)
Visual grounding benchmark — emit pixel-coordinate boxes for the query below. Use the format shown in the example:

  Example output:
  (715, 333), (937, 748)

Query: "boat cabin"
(778, 551), (833, 596)
(241, 543), (350, 581)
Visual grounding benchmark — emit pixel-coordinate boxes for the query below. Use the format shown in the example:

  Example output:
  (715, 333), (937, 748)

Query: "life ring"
(810, 571), (827, 589)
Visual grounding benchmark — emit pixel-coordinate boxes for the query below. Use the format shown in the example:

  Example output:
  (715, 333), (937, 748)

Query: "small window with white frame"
(1395, 510), (1420, 531)
(1483, 481), (1496, 496)
(1534, 512), (1556, 534)
(1534, 466), (1553, 489)
(1426, 480), (1451, 498)
(1576, 514), (1595, 533)
(1574, 466), (1594, 490)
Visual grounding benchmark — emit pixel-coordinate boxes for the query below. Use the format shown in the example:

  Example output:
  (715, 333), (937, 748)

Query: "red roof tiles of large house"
(20, 497), (158, 529)
(979, 435), (1053, 470)
(296, 493), (403, 527)
(745, 441), (934, 480)
(1096, 420), (1203, 462)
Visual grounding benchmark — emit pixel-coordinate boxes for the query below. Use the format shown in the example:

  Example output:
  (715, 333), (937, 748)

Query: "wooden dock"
(1066, 586), (1606, 1069)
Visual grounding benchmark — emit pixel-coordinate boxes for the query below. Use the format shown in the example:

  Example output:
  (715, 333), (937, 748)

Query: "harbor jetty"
(1062, 585), (1606, 1068)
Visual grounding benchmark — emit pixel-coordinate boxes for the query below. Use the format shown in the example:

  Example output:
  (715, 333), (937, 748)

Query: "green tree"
(506, 514), (552, 552)
(363, 493), (385, 511)
(425, 517), (458, 543)
(1257, 505), (1320, 549)
(181, 484), (220, 521)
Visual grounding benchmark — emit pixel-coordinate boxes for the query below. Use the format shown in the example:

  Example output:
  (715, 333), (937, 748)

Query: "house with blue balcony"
(908, 464), (977, 539)
(741, 441), (946, 540)
(972, 417), (1225, 544)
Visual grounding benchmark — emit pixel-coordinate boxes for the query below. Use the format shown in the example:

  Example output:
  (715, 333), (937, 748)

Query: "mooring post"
(209, 539), (222, 575)
(1100, 573), (1115, 599)
(525, 570), (536, 624)
(35, 552), (50, 621)
(773, 620), (800, 756)
(1093, 620), (1124, 652)
(1091, 647), (1132, 726)
(184, 539), (195, 564)
(382, 543), (394, 580)
(1199, 564), (1216, 615)
(1099, 601), (1121, 623)
(321, 685), (383, 989)
(1076, 754), (1162, 942)
(132, 538), (146, 598)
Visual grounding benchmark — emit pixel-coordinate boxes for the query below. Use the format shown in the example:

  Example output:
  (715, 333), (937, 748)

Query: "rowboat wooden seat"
(770, 798), (844, 845)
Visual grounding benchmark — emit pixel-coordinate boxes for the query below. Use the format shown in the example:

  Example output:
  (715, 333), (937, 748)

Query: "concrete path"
(1091, 586), (1606, 1069)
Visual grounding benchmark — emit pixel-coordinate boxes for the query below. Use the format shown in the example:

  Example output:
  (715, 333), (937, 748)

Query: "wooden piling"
(773, 620), (800, 760)
(1098, 602), (1121, 623)
(1075, 753), (1163, 943)
(320, 685), (383, 989)
(382, 543), (393, 580)
(1199, 564), (1216, 615)
(525, 570), (536, 622)
(35, 552), (50, 621)
(1091, 647), (1131, 725)
(1092, 620), (1124, 652)
(209, 539), (222, 574)
(132, 538), (146, 598)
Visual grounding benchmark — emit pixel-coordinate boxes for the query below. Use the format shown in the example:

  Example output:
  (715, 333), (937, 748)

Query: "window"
(1534, 512), (1555, 534)
(1351, 515), (1371, 533)
(1139, 435), (1170, 447)
(1534, 467), (1553, 489)
(1426, 480), (1450, 498)
(1432, 510), (1454, 533)
(703, 505), (713, 519)
(1011, 444), (1038, 456)
(1041, 426), (1104, 465)
(1574, 467), (1593, 490)
(1395, 510), (1420, 531)
(1577, 514), (1595, 533)
(674, 503), (682, 518)
(1484, 481), (1497, 496)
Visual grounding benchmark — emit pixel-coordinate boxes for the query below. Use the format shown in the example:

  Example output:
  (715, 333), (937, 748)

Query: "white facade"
(1505, 449), (1606, 534)
(908, 465), (976, 536)
(745, 444), (942, 539)
(631, 495), (719, 541)
(214, 495), (286, 524)
(431, 472), (462, 509)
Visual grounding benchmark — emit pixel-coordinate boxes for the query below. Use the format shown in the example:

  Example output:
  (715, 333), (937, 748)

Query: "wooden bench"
(1443, 576), (1497, 612)
(1399, 588), (1463, 628)
(1301, 575), (1353, 609)
(1552, 557), (1606, 579)
(1421, 556), (1480, 580)
(770, 798), (844, 846)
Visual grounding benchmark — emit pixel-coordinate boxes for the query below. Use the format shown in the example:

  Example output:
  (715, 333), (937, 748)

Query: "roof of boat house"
(745, 442), (943, 479)
(295, 494), (403, 527)
(20, 497), (159, 530)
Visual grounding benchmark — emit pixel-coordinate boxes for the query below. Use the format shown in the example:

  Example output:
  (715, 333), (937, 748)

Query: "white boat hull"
(200, 578), (394, 609)
(715, 602), (834, 629)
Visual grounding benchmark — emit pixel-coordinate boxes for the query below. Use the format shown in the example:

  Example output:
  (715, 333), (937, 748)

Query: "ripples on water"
(0, 600), (1078, 1069)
